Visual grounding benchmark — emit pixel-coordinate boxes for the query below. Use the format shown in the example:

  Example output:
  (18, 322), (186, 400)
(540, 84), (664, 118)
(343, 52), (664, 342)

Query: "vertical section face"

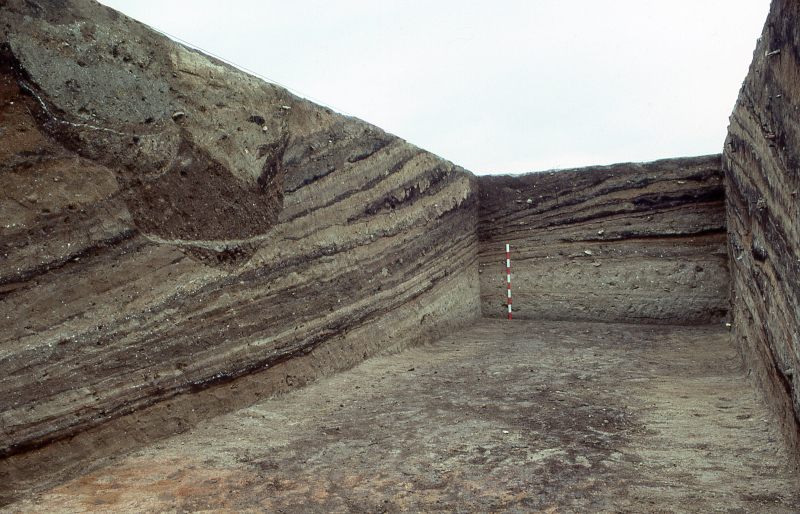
(477, 156), (728, 325)
(723, 0), (800, 467)
(0, 0), (480, 500)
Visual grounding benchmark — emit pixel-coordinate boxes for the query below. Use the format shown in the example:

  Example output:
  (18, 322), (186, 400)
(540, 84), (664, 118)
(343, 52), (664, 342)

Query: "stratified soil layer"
(724, 0), (800, 466)
(478, 156), (728, 324)
(3, 0), (800, 505)
(3, 320), (797, 513)
(0, 0), (479, 497)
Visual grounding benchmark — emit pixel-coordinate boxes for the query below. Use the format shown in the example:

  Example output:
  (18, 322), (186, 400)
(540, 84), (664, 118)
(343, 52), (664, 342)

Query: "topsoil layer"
(4, 320), (798, 513)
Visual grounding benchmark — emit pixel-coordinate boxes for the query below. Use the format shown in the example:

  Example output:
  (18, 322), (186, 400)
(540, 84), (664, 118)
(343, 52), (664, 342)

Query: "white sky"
(99, 1), (771, 175)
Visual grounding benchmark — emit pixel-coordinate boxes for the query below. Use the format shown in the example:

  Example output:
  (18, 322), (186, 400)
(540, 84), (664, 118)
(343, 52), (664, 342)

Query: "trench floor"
(4, 320), (799, 513)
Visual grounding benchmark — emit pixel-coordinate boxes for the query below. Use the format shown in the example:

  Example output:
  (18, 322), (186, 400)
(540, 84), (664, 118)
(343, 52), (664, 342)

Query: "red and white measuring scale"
(506, 244), (511, 320)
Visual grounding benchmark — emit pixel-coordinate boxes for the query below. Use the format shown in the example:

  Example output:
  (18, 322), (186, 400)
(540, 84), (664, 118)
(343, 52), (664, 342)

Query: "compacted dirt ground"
(4, 320), (799, 513)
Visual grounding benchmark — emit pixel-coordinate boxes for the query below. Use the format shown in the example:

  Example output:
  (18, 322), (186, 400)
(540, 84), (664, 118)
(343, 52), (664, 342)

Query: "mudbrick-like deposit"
(0, 0), (799, 510)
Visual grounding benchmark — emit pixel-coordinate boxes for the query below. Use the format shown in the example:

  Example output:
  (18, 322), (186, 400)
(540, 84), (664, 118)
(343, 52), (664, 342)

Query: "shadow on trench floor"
(4, 320), (799, 513)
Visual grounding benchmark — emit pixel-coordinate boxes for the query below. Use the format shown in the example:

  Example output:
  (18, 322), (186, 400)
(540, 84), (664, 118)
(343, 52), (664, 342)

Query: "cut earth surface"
(4, 320), (798, 513)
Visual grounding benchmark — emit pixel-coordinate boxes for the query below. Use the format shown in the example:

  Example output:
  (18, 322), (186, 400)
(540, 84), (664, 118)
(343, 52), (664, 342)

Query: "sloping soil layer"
(4, 320), (798, 513)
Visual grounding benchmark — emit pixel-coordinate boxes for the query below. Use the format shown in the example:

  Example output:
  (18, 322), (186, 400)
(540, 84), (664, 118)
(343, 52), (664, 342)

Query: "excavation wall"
(5, 0), (797, 503)
(478, 156), (729, 324)
(0, 0), (478, 500)
(724, 0), (800, 467)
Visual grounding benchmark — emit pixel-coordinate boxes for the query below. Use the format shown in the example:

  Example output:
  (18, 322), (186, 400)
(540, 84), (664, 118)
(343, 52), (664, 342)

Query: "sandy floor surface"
(4, 320), (798, 513)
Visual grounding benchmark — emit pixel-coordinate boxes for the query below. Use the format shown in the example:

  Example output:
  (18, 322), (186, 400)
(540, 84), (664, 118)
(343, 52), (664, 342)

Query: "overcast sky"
(99, 1), (771, 175)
